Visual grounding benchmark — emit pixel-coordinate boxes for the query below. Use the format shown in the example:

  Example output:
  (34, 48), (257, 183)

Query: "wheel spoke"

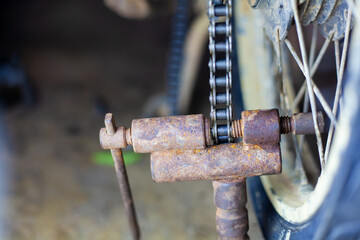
(299, 25), (317, 152)
(276, 35), (291, 113)
(291, 35), (333, 111)
(285, 39), (338, 126)
(324, 9), (352, 162)
(292, 83), (306, 111)
(345, 0), (360, 21)
(309, 24), (318, 69)
(335, 40), (341, 78)
(275, 30), (304, 165)
(291, 0), (325, 169)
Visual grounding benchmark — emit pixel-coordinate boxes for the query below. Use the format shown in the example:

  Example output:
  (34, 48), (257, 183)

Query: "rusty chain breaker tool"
(99, 109), (324, 240)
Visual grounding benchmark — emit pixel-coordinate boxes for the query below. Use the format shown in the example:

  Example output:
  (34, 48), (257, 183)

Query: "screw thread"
(280, 116), (292, 134)
(231, 119), (242, 138)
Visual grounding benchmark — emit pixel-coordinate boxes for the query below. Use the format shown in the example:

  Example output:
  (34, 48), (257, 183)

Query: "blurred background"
(0, 1), (261, 239)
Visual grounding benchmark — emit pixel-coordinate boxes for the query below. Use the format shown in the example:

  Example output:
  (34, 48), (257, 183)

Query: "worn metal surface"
(231, 119), (242, 138)
(241, 109), (280, 145)
(100, 114), (212, 152)
(101, 111), (324, 152)
(280, 112), (325, 135)
(131, 114), (209, 153)
(232, 110), (324, 140)
(150, 142), (281, 183)
(104, 114), (140, 240)
(205, 117), (214, 146)
(99, 126), (128, 149)
(213, 179), (249, 240)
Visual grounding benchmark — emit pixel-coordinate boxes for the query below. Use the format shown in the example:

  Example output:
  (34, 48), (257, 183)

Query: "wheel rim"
(234, 0), (356, 223)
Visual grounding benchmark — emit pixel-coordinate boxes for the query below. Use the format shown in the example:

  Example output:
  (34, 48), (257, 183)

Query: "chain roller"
(208, 0), (233, 144)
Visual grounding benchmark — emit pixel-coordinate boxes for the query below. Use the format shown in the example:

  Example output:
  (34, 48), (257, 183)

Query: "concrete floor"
(0, 1), (263, 239)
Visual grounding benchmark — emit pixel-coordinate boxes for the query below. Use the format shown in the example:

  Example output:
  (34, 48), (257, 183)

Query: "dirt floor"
(0, 1), (263, 239)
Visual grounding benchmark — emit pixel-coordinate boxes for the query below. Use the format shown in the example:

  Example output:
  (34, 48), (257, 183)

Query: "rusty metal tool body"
(99, 109), (324, 239)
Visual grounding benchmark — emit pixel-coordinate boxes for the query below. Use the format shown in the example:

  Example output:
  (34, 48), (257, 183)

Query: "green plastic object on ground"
(92, 150), (141, 166)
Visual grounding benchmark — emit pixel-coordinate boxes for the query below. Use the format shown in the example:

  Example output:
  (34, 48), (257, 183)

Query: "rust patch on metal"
(99, 127), (127, 149)
(231, 119), (242, 138)
(150, 142), (281, 183)
(241, 109), (280, 145)
(131, 114), (208, 153)
(100, 111), (323, 152)
(280, 112), (325, 135)
(205, 117), (214, 146)
(213, 179), (249, 240)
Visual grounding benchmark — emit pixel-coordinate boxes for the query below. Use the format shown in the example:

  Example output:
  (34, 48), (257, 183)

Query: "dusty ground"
(0, 1), (263, 239)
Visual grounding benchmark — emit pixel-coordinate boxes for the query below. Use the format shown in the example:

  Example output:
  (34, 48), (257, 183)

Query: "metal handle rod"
(105, 113), (140, 240)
